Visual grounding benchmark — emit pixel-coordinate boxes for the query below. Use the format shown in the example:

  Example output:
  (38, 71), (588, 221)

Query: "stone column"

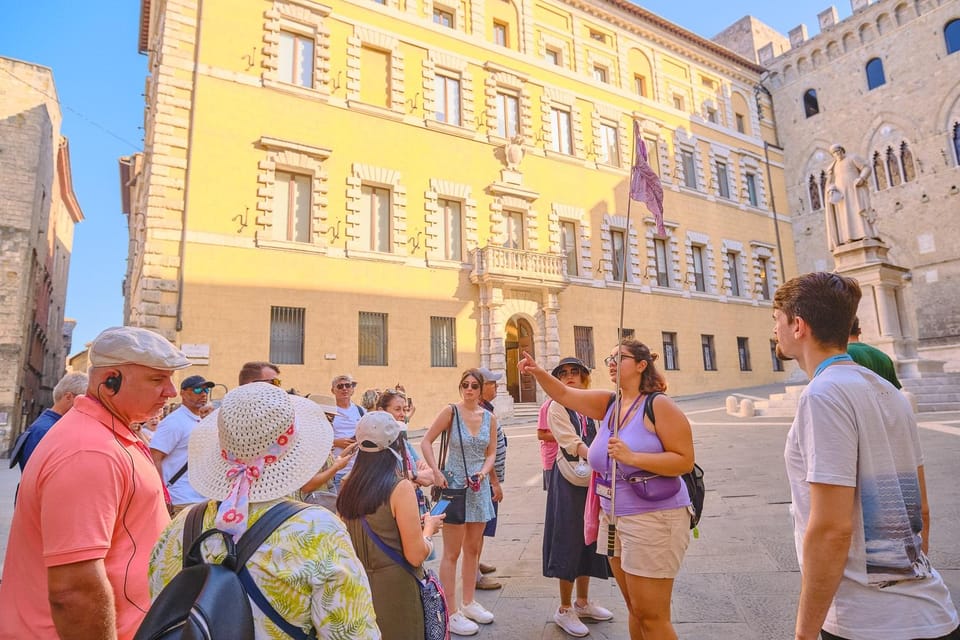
(539, 291), (561, 404)
(485, 286), (514, 420)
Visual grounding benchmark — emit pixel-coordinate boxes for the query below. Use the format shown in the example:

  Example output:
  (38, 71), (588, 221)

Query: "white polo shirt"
(151, 405), (207, 505)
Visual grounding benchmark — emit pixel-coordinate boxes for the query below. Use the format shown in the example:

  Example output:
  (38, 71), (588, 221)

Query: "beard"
(774, 341), (794, 362)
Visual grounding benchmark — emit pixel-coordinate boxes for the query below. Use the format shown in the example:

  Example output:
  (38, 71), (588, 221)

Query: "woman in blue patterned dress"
(421, 369), (497, 637)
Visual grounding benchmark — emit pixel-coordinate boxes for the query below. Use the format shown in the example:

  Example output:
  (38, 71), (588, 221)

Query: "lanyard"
(813, 353), (854, 378)
(604, 394), (644, 480)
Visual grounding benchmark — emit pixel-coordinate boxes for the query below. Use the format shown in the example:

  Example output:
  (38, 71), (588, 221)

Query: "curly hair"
(619, 338), (667, 393)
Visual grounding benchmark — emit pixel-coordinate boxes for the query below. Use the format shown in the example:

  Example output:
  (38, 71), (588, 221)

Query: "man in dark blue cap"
(150, 374), (215, 515)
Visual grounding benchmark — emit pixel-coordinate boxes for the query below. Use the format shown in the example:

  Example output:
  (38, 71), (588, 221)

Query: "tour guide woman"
(518, 338), (695, 640)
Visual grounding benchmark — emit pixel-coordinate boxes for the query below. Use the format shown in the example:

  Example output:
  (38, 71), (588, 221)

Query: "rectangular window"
(758, 256), (771, 300)
(589, 30), (605, 43)
(592, 65), (608, 83)
(358, 311), (388, 366)
(654, 238), (670, 287)
(673, 94), (685, 111)
(716, 161), (730, 198)
(504, 210), (524, 250)
(610, 229), (626, 282)
(545, 47), (561, 66)
(662, 332), (679, 370)
(435, 73), (461, 125)
(574, 326), (595, 369)
(438, 198), (462, 260)
(746, 173), (759, 206)
(619, 328), (635, 341)
(561, 220), (578, 276)
(550, 107), (573, 155)
(278, 31), (314, 88)
(599, 122), (620, 166)
(360, 185), (391, 252)
(691, 245), (706, 292)
(727, 251), (741, 297)
(771, 339), (785, 372)
(735, 112), (746, 133)
(701, 334), (717, 371)
(433, 6), (454, 27)
(274, 171), (311, 243)
(493, 21), (508, 47)
(634, 74), (647, 97)
(430, 316), (457, 367)
(737, 337), (752, 371)
(682, 149), (697, 189)
(706, 107), (718, 123)
(270, 306), (305, 364)
(495, 91), (519, 138)
(360, 46), (391, 108)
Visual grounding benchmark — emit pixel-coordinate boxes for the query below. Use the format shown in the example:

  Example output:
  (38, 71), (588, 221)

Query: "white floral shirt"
(149, 499), (381, 639)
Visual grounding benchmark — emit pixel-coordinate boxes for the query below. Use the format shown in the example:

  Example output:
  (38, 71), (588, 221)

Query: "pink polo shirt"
(0, 395), (169, 640)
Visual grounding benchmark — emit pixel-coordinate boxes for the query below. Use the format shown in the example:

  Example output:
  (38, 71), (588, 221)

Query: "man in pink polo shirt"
(0, 326), (190, 640)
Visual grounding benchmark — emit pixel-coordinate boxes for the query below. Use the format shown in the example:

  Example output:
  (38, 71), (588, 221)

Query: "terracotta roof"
(138, 0), (151, 54)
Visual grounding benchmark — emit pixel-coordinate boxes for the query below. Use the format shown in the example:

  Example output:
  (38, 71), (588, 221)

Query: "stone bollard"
(726, 395), (739, 415)
(901, 389), (918, 414)
(739, 398), (756, 417)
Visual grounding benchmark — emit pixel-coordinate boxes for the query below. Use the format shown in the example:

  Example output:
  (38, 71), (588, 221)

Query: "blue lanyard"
(813, 353), (854, 377)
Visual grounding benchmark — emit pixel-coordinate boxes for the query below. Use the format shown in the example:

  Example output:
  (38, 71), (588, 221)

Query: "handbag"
(361, 518), (450, 640)
(431, 405), (468, 525)
(621, 470), (682, 501)
(554, 409), (595, 488)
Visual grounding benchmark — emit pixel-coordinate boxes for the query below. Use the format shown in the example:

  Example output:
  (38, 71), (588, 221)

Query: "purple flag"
(629, 121), (666, 236)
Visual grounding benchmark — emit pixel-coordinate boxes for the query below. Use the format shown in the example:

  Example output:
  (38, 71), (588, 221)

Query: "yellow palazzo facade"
(125, 0), (796, 421)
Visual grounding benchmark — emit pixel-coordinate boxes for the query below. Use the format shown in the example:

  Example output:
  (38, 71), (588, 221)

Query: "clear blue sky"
(1, 1), (843, 353)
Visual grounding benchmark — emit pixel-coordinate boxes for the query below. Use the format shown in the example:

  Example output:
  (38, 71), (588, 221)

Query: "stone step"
(911, 392), (960, 403)
(918, 402), (960, 413)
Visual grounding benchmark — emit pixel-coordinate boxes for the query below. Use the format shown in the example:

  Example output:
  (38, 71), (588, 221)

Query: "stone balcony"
(469, 245), (569, 291)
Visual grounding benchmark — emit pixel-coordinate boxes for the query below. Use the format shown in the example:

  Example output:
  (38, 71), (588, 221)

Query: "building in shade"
(122, 0), (796, 421)
(718, 0), (960, 372)
(0, 56), (84, 451)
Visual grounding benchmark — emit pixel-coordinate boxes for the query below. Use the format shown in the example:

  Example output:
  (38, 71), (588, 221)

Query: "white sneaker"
(461, 600), (495, 624)
(554, 607), (589, 637)
(449, 611), (479, 636)
(574, 601), (613, 621)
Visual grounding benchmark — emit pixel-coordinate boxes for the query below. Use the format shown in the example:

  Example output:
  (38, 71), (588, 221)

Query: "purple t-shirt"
(587, 395), (690, 517)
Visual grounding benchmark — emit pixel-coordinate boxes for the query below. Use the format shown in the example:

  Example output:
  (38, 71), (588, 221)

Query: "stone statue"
(504, 135), (525, 171)
(824, 143), (879, 249)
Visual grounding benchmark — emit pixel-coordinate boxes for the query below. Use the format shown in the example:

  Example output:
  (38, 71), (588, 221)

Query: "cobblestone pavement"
(2, 385), (959, 639)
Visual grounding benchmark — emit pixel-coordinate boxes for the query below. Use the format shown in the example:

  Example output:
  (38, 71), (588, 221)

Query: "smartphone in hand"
(430, 499), (451, 516)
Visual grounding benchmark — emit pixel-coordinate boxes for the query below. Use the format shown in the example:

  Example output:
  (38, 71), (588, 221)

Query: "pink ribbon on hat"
(215, 422), (296, 539)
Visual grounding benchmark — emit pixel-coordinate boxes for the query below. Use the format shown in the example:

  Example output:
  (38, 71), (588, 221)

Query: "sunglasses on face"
(460, 382), (481, 390)
(256, 378), (282, 387)
(603, 354), (637, 367)
(190, 387), (210, 395)
(556, 368), (581, 377)
(336, 382), (358, 390)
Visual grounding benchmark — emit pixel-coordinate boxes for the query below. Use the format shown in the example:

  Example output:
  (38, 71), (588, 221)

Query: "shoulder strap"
(7, 428), (31, 469)
(644, 391), (664, 425)
(360, 517), (421, 581)
(168, 462), (189, 487)
(182, 501), (211, 568)
(357, 403), (365, 416)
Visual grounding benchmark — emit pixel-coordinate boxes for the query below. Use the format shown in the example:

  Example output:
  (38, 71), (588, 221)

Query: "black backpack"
(134, 501), (315, 640)
(608, 392), (706, 530)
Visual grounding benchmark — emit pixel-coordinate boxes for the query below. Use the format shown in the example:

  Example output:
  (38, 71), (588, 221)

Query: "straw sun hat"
(188, 382), (334, 503)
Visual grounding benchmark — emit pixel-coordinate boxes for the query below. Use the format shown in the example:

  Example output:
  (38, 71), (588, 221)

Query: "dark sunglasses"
(460, 382), (481, 390)
(256, 378), (282, 387)
(336, 382), (358, 390)
(556, 368), (581, 377)
(190, 386), (210, 395)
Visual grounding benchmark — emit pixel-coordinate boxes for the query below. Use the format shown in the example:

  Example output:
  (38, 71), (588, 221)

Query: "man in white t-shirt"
(773, 272), (958, 640)
(150, 375), (214, 513)
(330, 373), (363, 490)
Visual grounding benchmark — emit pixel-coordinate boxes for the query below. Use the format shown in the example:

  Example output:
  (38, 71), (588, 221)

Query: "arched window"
(873, 152), (887, 190)
(886, 147), (901, 186)
(808, 174), (822, 210)
(866, 58), (886, 90)
(954, 122), (960, 164)
(900, 142), (916, 182)
(803, 89), (820, 117)
(819, 171), (827, 201)
(945, 19), (960, 54)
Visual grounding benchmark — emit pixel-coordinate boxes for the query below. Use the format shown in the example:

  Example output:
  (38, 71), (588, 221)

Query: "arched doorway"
(505, 315), (537, 403)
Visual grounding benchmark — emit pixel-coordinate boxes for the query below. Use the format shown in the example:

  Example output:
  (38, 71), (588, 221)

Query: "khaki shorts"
(598, 507), (690, 578)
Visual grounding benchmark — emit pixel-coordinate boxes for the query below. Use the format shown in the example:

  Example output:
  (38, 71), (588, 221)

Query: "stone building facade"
(126, 0), (796, 421)
(719, 0), (960, 370)
(0, 57), (84, 451)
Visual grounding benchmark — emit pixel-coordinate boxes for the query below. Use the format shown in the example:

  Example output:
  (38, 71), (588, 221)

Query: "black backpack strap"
(644, 391), (664, 425)
(168, 462), (189, 487)
(181, 501), (211, 569)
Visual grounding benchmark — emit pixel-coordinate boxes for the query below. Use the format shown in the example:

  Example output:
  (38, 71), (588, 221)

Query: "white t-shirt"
(785, 364), (958, 639)
(150, 405), (207, 505)
(331, 403), (363, 475)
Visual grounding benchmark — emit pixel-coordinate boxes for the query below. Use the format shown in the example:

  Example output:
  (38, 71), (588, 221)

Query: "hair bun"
(650, 353), (659, 362)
